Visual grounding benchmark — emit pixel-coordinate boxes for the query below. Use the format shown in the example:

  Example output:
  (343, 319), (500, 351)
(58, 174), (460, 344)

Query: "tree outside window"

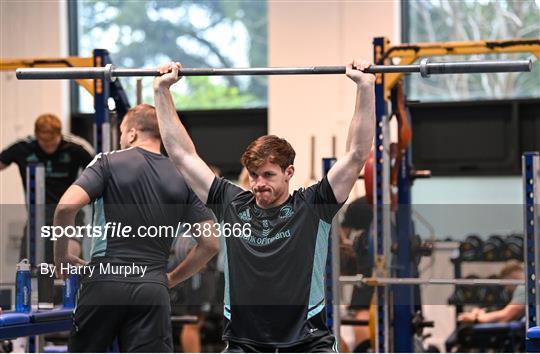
(405, 0), (539, 101)
(75, 0), (267, 111)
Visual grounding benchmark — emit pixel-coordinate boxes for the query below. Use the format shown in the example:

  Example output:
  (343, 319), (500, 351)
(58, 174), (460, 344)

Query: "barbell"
(340, 275), (527, 286)
(15, 59), (532, 81)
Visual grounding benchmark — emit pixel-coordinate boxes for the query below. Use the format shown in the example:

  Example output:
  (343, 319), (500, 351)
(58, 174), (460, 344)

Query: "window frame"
(67, 1), (268, 114)
(400, 0), (539, 176)
(67, 1), (268, 176)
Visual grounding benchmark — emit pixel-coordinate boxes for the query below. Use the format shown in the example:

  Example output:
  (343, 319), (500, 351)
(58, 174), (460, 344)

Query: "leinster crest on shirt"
(279, 205), (294, 219)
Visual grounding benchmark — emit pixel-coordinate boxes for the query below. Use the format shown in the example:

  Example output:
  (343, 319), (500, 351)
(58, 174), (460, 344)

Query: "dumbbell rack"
(450, 256), (512, 317)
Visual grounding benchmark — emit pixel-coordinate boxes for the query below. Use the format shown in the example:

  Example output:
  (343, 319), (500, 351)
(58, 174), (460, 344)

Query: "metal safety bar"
(340, 275), (528, 286)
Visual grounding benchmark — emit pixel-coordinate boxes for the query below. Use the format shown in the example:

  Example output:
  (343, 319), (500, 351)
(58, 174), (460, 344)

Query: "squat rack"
(368, 37), (540, 353)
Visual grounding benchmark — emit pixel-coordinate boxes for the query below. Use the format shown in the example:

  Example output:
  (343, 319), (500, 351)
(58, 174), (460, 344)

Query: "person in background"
(0, 113), (94, 263)
(458, 260), (525, 324)
(54, 104), (218, 352)
(169, 164), (221, 353)
(445, 260), (526, 352)
(339, 196), (374, 352)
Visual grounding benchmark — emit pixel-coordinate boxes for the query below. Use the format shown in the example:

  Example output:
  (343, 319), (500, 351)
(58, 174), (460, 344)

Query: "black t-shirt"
(74, 147), (213, 286)
(207, 176), (343, 346)
(0, 135), (94, 223)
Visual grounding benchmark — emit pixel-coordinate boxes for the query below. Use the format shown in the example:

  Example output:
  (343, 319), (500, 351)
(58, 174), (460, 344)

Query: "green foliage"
(406, 0), (540, 101)
(171, 76), (258, 109)
(78, 0), (267, 109)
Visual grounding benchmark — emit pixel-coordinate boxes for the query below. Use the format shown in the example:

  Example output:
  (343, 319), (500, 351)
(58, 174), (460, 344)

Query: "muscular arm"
(167, 220), (219, 288)
(53, 185), (89, 278)
(153, 63), (215, 204)
(328, 60), (375, 203)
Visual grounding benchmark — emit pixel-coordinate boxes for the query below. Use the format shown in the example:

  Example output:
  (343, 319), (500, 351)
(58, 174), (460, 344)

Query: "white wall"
(0, 1), (68, 282)
(413, 176), (523, 240)
(268, 1), (398, 194)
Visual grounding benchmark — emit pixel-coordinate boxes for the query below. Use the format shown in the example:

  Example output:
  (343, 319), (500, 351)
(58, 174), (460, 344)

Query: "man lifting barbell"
(152, 59), (375, 352)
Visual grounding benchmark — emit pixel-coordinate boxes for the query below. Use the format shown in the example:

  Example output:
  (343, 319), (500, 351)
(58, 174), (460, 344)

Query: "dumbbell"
(448, 290), (463, 305)
(479, 275), (500, 307)
(482, 235), (505, 261)
(449, 274), (481, 305)
(503, 233), (524, 261)
(462, 274), (481, 303)
(460, 235), (484, 261)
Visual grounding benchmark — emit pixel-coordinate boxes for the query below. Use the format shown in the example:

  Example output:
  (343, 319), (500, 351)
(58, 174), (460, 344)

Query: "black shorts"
(69, 281), (173, 352)
(223, 333), (338, 353)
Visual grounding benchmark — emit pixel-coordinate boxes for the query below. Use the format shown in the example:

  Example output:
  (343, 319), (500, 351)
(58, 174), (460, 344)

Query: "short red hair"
(35, 114), (61, 142)
(241, 135), (295, 171)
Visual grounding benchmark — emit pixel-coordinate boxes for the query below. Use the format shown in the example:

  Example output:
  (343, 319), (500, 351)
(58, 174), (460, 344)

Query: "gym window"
(401, 0), (540, 175)
(402, 0), (539, 102)
(68, 1), (268, 113)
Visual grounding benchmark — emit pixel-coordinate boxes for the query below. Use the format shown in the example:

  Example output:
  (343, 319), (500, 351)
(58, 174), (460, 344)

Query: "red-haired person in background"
(0, 113), (94, 263)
